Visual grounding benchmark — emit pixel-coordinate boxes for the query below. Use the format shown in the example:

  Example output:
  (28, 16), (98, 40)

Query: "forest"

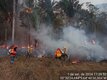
(0, 0), (107, 45)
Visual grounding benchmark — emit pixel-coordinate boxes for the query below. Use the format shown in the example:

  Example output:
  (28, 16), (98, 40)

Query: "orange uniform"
(55, 48), (62, 58)
(9, 45), (17, 64)
(9, 49), (16, 56)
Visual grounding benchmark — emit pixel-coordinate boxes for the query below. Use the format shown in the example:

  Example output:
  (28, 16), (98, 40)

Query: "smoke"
(18, 0), (24, 4)
(31, 25), (107, 61)
(63, 27), (107, 61)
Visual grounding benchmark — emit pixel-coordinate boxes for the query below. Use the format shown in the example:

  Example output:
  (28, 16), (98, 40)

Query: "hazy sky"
(79, 0), (107, 5)
(55, 0), (107, 5)
(18, 0), (107, 6)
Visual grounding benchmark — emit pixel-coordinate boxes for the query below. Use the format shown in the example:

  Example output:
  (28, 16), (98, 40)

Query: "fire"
(17, 44), (34, 49)
(21, 46), (26, 48)
(0, 44), (9, 49)
(72, 60), (78, 64)
(27, 45), (33, 49)
(71, 58), (80, 64)
(24, 7), (32, 13)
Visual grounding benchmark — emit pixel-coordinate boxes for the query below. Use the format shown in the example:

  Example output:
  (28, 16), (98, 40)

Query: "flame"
(0, 44), (8, 48)
(21, 46), (26, 48)
(0, 44), (34, 49)
(72, 60), (78, 64)
(71, 58), (80, 64)
(24, 8), (32, 13)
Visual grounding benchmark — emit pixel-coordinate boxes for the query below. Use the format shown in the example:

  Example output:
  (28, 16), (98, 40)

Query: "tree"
(0, 0), (13, 43)
(0, 0), (13, 24)
(59, 0), (82, 17)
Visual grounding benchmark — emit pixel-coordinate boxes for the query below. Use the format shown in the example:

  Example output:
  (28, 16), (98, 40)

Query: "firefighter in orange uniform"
(9, 45), (17, 64)
(55, 48), (62, 59)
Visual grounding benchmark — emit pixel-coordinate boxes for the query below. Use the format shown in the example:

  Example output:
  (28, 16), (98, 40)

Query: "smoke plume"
(31, 25), (107, 61)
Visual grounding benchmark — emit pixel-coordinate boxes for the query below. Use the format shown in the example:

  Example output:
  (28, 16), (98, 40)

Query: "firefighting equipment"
(55, 48), (62, 58)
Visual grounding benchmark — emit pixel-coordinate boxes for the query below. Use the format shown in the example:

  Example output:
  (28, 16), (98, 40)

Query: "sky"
(19, 0), (107, 5)
(79, 0), (107, 5)
(55, 0), (107, 5)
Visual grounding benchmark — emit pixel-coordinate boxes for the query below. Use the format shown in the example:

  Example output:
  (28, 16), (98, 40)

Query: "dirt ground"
(0, 56), (107, 80)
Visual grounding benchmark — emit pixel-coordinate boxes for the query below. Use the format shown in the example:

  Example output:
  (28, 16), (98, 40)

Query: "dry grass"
(0, 56), (107, 80)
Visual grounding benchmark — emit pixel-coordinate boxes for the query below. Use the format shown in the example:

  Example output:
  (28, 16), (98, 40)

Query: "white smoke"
(31, 26), (107, 61)
(18, 0), (24, 4)
(63, 27), (107, 61)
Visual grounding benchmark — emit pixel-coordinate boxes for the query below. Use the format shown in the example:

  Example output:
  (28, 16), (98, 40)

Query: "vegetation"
(0, 56), (107, 80)
(0, 0), (107, 43)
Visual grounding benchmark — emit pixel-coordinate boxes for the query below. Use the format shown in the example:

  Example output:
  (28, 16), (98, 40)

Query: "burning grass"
(0, 56), (107, 80)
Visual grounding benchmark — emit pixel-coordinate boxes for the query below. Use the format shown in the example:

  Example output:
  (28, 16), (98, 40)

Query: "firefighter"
(55, 48), (62, 59)
(61, 47), (68, 60)
(61, 47), (67, 54)
(27, 45), (33, 58)
(9, 45), (17, 64)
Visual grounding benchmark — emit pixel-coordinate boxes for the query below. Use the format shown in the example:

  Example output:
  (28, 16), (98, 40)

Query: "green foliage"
(59, 0), (82, 18)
